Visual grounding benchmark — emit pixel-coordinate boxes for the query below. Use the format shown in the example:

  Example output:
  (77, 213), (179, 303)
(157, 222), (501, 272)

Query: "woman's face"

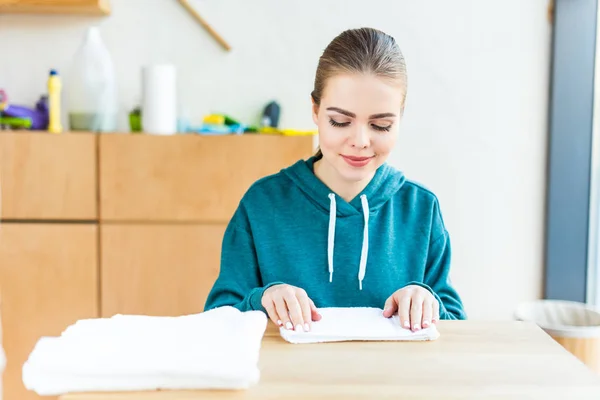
(312, 73), (404, 183)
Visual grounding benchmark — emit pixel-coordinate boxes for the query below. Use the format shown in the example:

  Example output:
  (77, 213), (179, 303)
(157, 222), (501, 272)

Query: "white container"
(67, 26), (118, 132)
(141, 64), (177, 135)
(515, 300), (600, 374)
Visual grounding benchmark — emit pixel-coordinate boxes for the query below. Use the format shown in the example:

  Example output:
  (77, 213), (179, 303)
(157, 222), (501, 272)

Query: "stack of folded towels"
(1, 339), (5, 400)
(22, 306), (268, 396)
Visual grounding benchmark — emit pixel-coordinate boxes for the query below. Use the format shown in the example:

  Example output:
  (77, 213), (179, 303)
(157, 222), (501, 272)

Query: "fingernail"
(296, 324), (303, 332)
(286, 322), (293, 330)
(413, 324), (421, 331)
(304, 323), (310, 332)
(422, 320), (430, 327)
(277, 320), (282, 326)
(403, 321), (410, 328)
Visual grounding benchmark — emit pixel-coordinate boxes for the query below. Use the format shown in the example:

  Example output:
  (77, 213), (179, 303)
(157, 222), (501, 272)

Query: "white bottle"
(67, 26), (117, 132)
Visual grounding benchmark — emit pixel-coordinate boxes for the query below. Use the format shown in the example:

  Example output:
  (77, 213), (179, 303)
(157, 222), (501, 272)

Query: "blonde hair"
(312, 27), (408, 159)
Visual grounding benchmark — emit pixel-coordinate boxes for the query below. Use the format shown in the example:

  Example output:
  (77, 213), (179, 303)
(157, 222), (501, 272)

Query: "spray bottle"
(47, 69), (63, 134)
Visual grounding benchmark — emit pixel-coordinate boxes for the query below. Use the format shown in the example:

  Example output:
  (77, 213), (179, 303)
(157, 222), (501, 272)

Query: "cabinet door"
(0, 223), (98, 400)
(101, 224), (225, 317)
(0, 133), (97, 220)
(99, 135), (314, 222)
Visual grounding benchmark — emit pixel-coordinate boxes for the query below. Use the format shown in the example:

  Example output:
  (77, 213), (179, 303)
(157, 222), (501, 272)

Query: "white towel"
(280, 307), (440, 344)
(0, 343), (5, 400)
(22, 306), (267, 396)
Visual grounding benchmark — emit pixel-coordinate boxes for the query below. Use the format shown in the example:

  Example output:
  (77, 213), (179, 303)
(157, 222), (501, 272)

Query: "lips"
(341, 155), (374, 167)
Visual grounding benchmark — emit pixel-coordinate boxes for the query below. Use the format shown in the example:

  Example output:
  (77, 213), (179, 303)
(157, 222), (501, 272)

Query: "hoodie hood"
(282, 156), (406, 217)
(282, 156), (406, 289)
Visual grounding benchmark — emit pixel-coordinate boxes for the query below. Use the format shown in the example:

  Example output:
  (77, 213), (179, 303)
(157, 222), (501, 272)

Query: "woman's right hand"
(261, 284), (321, 332)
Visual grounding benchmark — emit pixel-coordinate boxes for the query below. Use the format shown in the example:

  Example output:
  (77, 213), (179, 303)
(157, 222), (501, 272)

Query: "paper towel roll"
(141, 64), (177, 135)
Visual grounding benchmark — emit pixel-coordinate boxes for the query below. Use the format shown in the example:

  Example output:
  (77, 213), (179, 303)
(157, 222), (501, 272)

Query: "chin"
(335, 160), (378, 182)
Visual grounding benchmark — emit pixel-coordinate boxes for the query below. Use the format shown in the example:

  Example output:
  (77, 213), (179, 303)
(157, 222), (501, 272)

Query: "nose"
(350, 126), (370, 149)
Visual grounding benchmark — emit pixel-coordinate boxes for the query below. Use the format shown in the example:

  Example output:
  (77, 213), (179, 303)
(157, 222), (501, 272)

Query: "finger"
(309, 298), (322, 321)
(274, 296), (292, 330)
(398, 294), (412, 330)
(296, 290), (312, 331)
(263, 299), (282, 327)
(422, 297), (434, 328)
(432, 299), (440, 324)
(284, 292), (305, 331)
(382, 295), (397, 318)
(410, 295), (424, 331)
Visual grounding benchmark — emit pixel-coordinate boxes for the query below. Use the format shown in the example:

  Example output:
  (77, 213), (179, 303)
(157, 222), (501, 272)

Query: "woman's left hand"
(382, 285), (439, 331)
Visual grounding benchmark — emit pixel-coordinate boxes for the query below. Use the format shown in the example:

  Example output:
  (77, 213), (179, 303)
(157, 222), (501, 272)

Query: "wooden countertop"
(60, 321), (600, 399)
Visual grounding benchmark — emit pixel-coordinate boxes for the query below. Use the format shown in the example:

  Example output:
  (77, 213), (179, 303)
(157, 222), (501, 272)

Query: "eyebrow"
(326, 107), (397, 119)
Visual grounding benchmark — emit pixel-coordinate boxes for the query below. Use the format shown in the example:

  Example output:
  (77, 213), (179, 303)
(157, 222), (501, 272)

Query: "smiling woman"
(204, 27), (466, 333)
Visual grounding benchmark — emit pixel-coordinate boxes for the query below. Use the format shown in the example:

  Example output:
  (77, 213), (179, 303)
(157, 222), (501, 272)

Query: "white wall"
(0, 0), (552, 319)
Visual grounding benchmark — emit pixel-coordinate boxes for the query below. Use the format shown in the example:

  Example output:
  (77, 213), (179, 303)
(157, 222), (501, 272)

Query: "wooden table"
(59, 321), (600, 399)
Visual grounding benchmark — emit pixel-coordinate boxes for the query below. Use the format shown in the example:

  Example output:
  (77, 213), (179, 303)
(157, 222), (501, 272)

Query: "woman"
(204, 27), (466, 333)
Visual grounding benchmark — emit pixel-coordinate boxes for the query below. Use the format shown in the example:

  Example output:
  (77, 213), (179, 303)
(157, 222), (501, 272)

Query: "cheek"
(318, 123), (346, 151)
(372, 133), (397, 155)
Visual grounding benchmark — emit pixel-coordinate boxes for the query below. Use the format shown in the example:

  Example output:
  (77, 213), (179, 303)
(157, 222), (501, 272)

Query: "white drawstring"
(326, 193), (370, 290)
(328, 193), (336, 283)
(358, 194), (369, 290)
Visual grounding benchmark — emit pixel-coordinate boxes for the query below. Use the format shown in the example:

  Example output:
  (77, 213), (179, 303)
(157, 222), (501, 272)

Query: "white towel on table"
(0, 342), (5, 398)
(280, 307), (440, 344)
(22, 306), (267, 396)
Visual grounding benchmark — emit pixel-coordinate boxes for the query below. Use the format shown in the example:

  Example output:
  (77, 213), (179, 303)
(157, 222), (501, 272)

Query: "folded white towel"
(0, 343), (5, 400)
(280, 307), (440, 344)
(22, 306), (267, 396)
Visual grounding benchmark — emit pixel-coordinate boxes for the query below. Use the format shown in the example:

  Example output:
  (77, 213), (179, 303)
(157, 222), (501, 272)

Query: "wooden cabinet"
(99, 134), (314, 222)
(98, 134), (313, 317)
(0, 0), (110, 15)
(0, 131), (314, 399)
(100, 224), (225, 317)
(0, 223), (98, 400)
(0, 133), (97, 220)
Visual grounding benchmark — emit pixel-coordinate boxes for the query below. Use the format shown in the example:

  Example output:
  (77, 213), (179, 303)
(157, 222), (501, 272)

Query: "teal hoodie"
(204, 157), (466, 320)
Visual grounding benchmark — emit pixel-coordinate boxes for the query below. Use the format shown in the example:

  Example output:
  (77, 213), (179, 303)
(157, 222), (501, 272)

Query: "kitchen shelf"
(0, 0), (110, 15)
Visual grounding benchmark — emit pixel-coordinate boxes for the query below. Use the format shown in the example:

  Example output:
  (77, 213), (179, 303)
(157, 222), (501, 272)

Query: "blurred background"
(2, 0), (599, 399)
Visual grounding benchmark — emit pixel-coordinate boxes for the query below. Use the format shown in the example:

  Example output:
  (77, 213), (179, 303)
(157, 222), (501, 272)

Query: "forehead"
(321, 73), (405, 116)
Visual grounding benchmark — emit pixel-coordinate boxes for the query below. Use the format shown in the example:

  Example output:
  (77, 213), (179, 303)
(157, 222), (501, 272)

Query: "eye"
(329, 118), (350, 128)
(371, 124), (391, 132)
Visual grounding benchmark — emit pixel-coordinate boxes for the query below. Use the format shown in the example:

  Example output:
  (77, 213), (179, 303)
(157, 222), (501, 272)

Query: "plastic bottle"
(47, 70), (63, 133)
(66, 26), (117, 132)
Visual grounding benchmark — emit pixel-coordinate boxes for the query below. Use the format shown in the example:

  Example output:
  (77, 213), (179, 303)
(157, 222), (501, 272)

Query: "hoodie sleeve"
(203, 205), (284, 313)
(407, 199), (467, 320)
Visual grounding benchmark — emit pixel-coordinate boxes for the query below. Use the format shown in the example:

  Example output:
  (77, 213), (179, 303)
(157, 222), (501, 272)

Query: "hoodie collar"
(283, 156), (405, 217)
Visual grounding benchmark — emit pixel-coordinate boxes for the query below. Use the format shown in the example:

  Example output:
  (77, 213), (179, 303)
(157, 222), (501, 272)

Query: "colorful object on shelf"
(259, 127), (317, 136)
(189, 123), (245, 135)
(129, 107), (142, 133)
(47, 69), (63, 133)
(202, 114), (225, 125)
(0, 89), (49, 130)
(0, 116), (32, 130)
(180, 104), (314, 137)
(189, 113), (247, 135)
(261, 101), (280, 128)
